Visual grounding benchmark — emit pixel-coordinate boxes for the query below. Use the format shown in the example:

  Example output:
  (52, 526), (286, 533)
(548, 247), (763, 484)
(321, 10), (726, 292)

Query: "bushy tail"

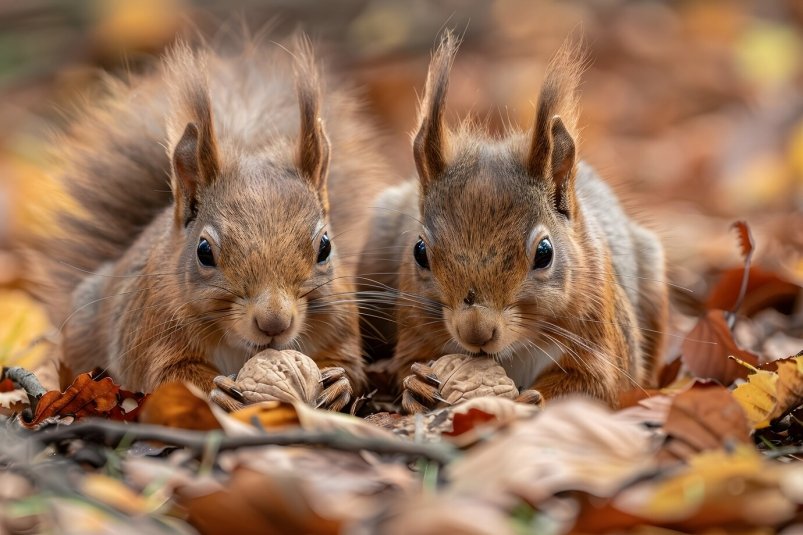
(30, 42), (211, 322)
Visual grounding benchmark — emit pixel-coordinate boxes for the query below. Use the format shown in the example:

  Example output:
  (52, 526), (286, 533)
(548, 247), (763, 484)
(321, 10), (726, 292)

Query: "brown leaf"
(366, 397), (538, 443)
(660, 383), (751, 461)
(657, 357), (683, 388)
(179, 467), (340, 535)
(681, 309), (759, 384)
(138, 382), (221, 431)
(23, 372), (121, 428)
(705, 266), (801, 317)
(448, 398), (657, 507)
(731, 220), (754, 260)
(368, 494), (517, 535)
(574, 447), (801, 532)
(0, 378), (14, 392)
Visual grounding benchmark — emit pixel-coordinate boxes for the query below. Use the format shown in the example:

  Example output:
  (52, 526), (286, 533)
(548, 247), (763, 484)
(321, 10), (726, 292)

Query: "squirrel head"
(163, 40), (338, 353)
(407, 32), (587, 356)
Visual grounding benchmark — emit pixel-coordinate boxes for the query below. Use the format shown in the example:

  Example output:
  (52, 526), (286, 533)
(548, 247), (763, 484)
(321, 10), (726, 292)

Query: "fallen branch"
(30, 419), (458, 465)
(3, 366), (47, 412)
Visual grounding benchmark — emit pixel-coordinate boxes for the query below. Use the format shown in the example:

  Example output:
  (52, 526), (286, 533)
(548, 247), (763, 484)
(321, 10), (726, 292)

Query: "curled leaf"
(139, 382), (221, 431)
(733, 355), (803, 428)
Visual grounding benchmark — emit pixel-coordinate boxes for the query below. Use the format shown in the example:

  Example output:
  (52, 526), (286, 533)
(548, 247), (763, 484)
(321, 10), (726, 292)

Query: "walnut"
(234, 349), (322, 405)
(432, 354), (518, 404)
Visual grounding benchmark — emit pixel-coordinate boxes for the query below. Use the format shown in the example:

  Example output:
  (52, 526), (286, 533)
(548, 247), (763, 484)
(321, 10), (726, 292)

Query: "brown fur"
(36, 36), (392, 394)
(361, 33), (669, 407)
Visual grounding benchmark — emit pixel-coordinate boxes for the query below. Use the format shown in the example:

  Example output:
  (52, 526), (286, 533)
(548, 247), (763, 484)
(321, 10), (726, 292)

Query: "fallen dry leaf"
(681, 309), (760, 385)
(448, 398), (657, 507)
(233, 349), (322, 405)
(733, 354), (803, 428)
(367, 396), (538, 443)
(660, 383), (751, 461)
(575, 447), (802, 532)
(80, 474), (150, 516)
(706, 266), (801, 317)
(229, 401), (301, 430)
(138, 382), (221, 431)
(22, 371), (133, 428)
(365, 494), (518, 535)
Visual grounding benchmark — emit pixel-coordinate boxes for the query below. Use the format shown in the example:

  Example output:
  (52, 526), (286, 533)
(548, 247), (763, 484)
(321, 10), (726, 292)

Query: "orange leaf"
(23, 372), (121, 428)
(731, 220), (754, 260)
(705, 266), (800, 317)
(444, 407), (497, 437)
(0, 378), (14, 393)
(681, 309), (759, 385)
(138, 382), (221, 431)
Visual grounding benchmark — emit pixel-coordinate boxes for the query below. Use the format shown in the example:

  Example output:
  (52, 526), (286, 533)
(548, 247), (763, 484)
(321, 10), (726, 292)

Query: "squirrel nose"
(459, 324), (497, 348)
(254, 312), (292, 337)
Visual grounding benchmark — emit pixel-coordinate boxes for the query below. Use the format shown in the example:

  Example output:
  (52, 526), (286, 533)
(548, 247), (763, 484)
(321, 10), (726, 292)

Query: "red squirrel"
(34, 36), (392, 410)
(360, 33), (669, 412)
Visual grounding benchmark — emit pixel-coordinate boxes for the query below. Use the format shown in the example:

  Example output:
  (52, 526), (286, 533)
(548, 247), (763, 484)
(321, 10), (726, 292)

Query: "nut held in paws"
(235, 349), (323, 404)
(432, 354), (518, 405)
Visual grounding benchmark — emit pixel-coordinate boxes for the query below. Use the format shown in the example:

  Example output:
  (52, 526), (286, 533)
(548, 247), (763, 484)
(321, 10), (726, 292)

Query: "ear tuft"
(293, 34), (331, 210)
(413, 31), (459, 193)
(165, 41), (220, 225)
(527, 38), (585, 217)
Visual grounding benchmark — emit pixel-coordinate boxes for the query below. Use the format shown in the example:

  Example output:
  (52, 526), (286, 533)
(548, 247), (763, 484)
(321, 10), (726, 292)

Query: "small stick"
(3, 366), (48, 412)
(30, 419), (458, 465)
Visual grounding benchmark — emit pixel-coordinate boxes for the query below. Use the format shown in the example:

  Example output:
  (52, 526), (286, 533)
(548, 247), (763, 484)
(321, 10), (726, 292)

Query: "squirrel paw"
(210, 374), (246, 412)
(315, 367), (352, 412)
(401, 362), (448, 414)
(515, 389), (545, 407)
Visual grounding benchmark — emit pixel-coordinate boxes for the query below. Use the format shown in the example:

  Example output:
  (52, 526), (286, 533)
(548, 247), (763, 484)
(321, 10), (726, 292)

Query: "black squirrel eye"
(533, 238), (553, 270)
(317, 233), (331, 264)
(413, 238), (429, 269)
(197, 238), (215, 267)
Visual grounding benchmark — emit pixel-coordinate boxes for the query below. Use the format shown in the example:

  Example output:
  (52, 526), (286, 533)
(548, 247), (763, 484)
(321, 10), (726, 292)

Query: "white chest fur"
(210, 341), (252, 376)
(499, 339), (564, 389)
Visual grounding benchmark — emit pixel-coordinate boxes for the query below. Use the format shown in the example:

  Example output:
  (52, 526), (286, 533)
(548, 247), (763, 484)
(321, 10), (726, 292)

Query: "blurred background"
(1, 0), (802, 367)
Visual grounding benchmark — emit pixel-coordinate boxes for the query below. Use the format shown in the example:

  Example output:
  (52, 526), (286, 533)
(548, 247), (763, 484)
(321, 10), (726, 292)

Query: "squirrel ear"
(526, 39), (584, 217)
(293, 36), (331, 212)
(166, 42), (220, 225)
(172, 122), (202, 224)
(413, 31), (457, 193)
(549, 116), (576, 216)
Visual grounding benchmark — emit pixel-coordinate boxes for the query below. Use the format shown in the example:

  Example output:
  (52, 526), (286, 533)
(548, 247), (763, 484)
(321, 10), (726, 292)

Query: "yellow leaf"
(733, 356), (803, 428)
(81, 474), (149, 515)
(0, 290), (51, 369)
(230, 400), (300, 430)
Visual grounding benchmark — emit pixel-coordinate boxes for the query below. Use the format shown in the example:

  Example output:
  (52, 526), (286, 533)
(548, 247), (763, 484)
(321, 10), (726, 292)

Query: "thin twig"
(3, 366), (47, 409)
(29, 420), (458, 465)
(763, 445), (803, 460)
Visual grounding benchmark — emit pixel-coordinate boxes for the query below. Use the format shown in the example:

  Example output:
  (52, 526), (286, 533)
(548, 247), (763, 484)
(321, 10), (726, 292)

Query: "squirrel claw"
(401, 371), (446, 414)
(213, 375), (245, 402)
(315, 367), (352, 412)
(410, 362), (441, 386)
(515, 389), (545, 407)
(210, 386), (245, 412)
